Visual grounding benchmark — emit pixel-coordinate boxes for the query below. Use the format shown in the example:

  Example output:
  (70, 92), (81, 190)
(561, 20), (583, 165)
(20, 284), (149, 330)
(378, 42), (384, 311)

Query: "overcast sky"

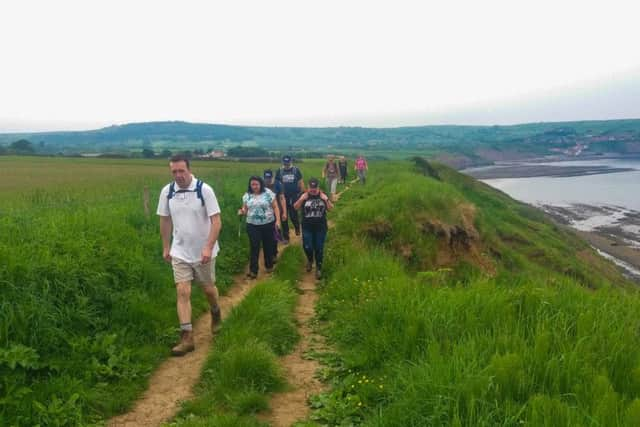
(1, 0), (639, 132)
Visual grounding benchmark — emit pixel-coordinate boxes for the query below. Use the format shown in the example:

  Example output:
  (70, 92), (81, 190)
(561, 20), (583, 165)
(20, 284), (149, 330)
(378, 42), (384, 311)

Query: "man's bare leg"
(176, 281), (192, 325)
(202, 283), (219, 308)
(172, 281), (195, 356)
(202, 283), (222, 333)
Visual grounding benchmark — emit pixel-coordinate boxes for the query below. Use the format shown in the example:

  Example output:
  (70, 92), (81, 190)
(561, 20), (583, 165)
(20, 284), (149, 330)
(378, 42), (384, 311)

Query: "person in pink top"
(354, 155), (368, 184)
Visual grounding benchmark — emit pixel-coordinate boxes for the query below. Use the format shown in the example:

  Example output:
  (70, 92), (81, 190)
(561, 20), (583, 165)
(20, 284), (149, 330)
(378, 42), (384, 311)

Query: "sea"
(466, 158), (640, 278)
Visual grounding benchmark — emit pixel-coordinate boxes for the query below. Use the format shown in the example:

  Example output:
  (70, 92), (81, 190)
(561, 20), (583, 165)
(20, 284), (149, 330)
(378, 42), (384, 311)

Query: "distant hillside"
(1, 119), (639, 166)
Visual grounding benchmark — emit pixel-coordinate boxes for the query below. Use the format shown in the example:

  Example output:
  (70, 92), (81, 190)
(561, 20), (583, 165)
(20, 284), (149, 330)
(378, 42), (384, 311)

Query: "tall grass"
(311, 160), (640, 426)
(0, 157), (281, 425)
(169, 245), (305, 426)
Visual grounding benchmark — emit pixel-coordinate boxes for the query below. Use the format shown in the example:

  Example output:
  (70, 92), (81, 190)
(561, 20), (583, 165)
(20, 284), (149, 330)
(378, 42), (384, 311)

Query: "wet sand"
(463, 159), (640, 282)
(540, 204), (640, 281)
(465, 164), (633, 179)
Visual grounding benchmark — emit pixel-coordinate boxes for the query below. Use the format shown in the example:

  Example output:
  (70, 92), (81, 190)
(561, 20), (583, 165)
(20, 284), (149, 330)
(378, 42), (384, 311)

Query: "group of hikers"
(156, 153), (368, 356)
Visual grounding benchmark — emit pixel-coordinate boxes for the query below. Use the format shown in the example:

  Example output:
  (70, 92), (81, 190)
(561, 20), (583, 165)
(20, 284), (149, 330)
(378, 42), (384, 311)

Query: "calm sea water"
(482, 159), (640, 210)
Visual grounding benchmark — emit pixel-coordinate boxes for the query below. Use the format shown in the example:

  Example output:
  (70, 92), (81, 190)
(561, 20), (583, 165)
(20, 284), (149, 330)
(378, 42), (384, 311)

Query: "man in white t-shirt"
(157, 154), (222, 356)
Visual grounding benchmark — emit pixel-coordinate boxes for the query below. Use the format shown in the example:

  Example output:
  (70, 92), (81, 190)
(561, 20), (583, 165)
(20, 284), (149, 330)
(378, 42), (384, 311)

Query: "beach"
(464, 158), (640, 282)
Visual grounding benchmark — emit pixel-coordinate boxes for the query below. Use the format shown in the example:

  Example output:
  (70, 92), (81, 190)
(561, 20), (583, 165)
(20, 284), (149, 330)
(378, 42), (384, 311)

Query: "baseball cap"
(309, 178), (319, 189)
(282, 155), (292, 164)
(263, 169), (273, 181)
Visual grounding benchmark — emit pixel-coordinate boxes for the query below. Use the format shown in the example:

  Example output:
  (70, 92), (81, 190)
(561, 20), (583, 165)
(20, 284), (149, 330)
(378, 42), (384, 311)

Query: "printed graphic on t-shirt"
(281, 173), (296, 183)
(243, 190), (275, 225)
(304, 198), (326, 219)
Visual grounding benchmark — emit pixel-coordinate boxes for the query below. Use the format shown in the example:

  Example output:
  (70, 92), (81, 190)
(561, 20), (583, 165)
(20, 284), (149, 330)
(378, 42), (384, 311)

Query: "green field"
(3, 156), (640, 426)
(0, 156), (325, 425)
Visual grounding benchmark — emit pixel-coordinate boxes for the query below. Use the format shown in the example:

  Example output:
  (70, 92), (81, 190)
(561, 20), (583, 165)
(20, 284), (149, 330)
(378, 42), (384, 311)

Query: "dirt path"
(110, 179), (356, 427)
(262, 180), (356, 426)
(260, 265), (327, 427)
(109, 260), (272, 427)
(333, 178), (358, 202)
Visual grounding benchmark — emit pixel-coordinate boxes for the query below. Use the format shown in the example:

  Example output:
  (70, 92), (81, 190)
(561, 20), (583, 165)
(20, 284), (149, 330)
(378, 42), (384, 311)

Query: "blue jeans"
(302, 227), (327, 269)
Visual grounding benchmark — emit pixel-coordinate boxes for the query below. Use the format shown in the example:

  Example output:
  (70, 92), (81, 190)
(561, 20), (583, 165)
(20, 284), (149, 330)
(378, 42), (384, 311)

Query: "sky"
(1, 0), (639, 132)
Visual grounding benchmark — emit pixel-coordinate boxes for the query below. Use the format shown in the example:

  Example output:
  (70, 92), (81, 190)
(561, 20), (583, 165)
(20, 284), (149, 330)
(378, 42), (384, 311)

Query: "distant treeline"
(5, 118), (638, 166)
(0, 141), (350, 161)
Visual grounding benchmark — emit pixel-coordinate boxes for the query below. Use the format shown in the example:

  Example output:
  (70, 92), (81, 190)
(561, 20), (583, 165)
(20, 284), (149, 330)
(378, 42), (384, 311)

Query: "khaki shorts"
(171, 257), (216, 286)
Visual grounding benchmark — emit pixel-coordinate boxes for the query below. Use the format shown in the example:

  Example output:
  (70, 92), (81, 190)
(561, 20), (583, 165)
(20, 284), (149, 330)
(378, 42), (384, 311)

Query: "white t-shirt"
(157, 176), (221, 263)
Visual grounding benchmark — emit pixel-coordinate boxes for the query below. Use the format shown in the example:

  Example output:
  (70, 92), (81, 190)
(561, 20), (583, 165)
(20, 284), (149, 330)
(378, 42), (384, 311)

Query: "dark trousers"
(272, 225), (279, 258)
(302, 227), (327, 269)
(247, 221), (276, 274)
(282, 193), (300, 240)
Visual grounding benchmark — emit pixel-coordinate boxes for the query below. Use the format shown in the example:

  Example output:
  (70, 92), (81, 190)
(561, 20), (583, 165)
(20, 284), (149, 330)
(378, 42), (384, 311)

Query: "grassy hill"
(310, 159), (640, 426)
(2, 156), (640, 425)
(1, 119), (639, 165)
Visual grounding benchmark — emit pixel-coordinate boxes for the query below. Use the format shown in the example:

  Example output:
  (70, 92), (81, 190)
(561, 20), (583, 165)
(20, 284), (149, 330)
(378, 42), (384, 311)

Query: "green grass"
(309, 160), (640, 426)
(0, 156), (312, 425)
(328, 159), (628, 287)
(5, 155), (637, 426)
(168, 245), (305, 426)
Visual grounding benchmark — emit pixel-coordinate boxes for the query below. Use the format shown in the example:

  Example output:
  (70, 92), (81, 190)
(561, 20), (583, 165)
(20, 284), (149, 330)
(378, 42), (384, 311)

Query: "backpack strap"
(196, 179), (204, 206)
(167, 180), (205, 207)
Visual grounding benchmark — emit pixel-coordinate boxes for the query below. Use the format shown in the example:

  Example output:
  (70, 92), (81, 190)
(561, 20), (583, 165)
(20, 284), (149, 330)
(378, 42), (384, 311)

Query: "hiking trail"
(259, 260), (327, 427)
(262, 179), (356, 426)
(110, 180), (357, 427)
(108, 256), (273, 426)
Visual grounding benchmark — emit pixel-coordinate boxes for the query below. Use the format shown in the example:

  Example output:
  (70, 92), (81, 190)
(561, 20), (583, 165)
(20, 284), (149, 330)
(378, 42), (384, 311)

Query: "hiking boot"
(247, 272), (257, 279)
(265, 267), (274, 274)
(283, 239), (290, 245)
(306, 261), (313, 272)
(315, 269), (322, 280)
(211, 307), (222, 334)
(295, 229), (301, 236)
(171, 330), (195, 356)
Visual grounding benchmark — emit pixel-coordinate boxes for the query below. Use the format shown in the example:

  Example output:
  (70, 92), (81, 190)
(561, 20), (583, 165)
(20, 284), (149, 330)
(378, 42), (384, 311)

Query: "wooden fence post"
(143, 186), (150, 219)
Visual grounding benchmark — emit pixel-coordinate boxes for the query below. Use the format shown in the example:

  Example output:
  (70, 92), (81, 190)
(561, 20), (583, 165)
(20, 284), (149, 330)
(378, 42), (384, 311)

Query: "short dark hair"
(169, 154), (191, 169)
(247, 176), (266, 194)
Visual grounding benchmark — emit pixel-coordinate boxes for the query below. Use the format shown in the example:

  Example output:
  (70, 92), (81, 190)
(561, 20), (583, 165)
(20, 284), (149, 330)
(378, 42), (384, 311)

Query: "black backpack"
(167, 179), (205, 206)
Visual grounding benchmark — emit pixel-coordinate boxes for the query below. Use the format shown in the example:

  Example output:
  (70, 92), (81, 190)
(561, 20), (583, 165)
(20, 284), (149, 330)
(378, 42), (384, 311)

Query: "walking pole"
(238, 217), (242, 237)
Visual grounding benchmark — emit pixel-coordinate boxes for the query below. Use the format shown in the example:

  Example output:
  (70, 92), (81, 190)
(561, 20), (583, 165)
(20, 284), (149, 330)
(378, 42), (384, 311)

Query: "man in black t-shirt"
(275, 155), (305, 243)
(294, 177), (333, 279)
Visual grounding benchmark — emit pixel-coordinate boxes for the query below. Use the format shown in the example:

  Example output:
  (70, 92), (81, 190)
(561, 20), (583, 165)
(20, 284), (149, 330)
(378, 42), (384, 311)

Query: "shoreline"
(575, 230), (640, 280)
(462, 155), (640, 180)
(464, 164), (634, 180)
(540, 204), (640, 283)
(461, 157), (640, 282)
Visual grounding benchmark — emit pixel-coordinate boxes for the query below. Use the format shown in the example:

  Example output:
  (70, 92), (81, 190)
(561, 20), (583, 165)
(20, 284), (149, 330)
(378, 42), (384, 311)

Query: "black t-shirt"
(275, 166), (303, 195)
(301, 194), (328, 230)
